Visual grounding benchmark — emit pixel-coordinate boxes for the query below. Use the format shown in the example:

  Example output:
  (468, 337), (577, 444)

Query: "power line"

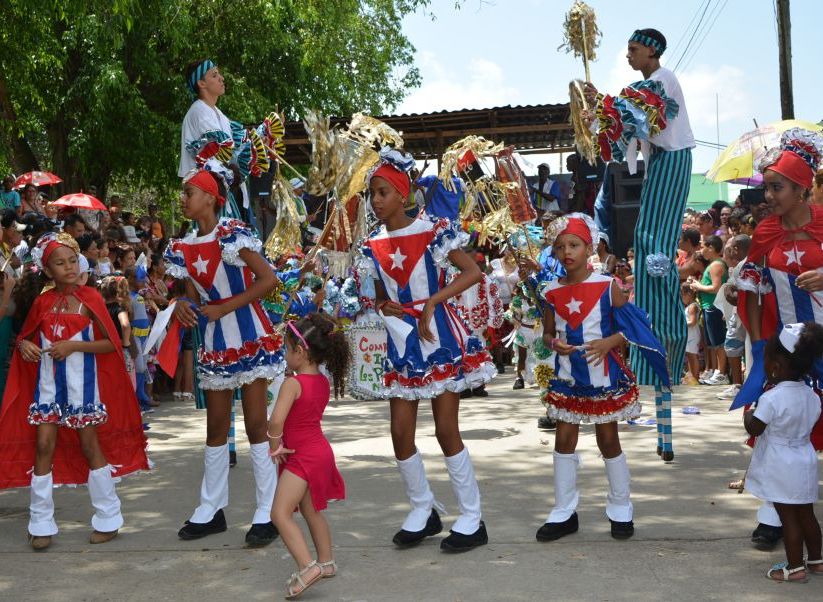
(679, 0), (729, 73)
(668, 1), (708, 61)
(673, 0), (714, 73)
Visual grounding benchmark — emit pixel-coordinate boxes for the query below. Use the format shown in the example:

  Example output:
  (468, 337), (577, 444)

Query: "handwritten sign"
(346, 322), (388, 400)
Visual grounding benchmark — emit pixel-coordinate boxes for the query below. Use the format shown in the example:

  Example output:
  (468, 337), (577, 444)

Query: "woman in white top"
(489, 250), (520, 373)
(744, 322), (823, 583)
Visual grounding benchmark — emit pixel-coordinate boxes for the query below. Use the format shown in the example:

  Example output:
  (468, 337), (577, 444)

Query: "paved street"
(0, 373), (818, 601)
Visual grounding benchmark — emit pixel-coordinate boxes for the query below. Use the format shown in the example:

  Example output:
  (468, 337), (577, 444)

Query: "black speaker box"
(610, 203), (640, 260)
(610, 160), (645, 206)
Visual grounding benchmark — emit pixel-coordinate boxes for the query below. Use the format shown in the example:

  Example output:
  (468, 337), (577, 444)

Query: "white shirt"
(178, 100), (232, 178)
(647, 67), (694, 151)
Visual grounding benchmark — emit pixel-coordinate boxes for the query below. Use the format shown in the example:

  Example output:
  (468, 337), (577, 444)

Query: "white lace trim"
(430, 229), (470, 269)
(221, 236), (262, 267)
(354, 252), (378, 279)
(197, 361), (285, 391)
(545, 401), (642, 425)
(164, 262), (190, 280)
(385, 361), (497, 400)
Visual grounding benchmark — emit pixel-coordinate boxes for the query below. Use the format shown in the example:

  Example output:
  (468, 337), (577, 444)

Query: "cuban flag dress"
(361, 216), (496, 400)
(541, 273), (641, 424)
(164, 218), (284, 390)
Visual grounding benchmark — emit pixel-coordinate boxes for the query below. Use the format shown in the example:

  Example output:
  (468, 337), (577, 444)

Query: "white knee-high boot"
(29, 472), (58, 537)
(547, 452), (579, 523)
(603, 453), (633, 522)
(88, 465), (124, 532)
(444, 448), (482, 535)
(250, 442), (277, 524)
(397, 450), (439, 532)
(191, 443), (229, 523)
(757, 502), (782, 527)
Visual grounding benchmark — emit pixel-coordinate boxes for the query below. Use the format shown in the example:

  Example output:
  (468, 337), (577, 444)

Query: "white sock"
(250, 442), (278, 524)
(396, 450), (437, 532)
(29, 472), (58, 537)
(88, 465), (124, 532)
(547, 452), (579, 523)
(603, 453), (633, 522)
(190, 443), (229, 523)
(444, 448), (482, 535)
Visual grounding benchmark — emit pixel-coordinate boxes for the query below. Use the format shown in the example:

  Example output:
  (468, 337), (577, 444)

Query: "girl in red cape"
(0, 232), (148, 550)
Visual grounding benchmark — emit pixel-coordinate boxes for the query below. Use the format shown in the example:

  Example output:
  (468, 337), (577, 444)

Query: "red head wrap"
(187, 170), (226, 207)
(764, 151), (814, 189)
(558, 217), (593, 245)
(370, 163), (410, 198)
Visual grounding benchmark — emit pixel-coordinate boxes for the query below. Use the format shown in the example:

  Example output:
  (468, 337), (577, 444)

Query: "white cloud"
(397, 52), (520, 114)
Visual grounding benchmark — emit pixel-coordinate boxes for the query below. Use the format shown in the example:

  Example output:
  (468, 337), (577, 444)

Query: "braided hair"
(286, 313), (351, 398)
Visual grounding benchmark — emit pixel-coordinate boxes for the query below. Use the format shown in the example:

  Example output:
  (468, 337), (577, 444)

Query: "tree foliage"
(0, 0), (432, 200)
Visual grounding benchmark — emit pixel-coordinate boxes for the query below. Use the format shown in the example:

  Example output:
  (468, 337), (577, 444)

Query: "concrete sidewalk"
(0, 373), (818, 601)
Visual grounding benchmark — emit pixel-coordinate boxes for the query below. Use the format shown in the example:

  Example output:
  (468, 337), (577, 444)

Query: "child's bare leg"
(431, 391), (464, 457)
(76, 426), (108, 470)
(517, 345), (527, 376)
(299, 491), (332, 564)
(594, 422), (623, 459)
(773, 503), (807, 575)
(554, 421), (580, 454)
(728, 356), (742, 385)
(799, 504), (822, 570)
(389, 398), (419, 460)
(686, 353), (699, 379)
(272, 470), (314, 567)
(34, 424), (58, 476)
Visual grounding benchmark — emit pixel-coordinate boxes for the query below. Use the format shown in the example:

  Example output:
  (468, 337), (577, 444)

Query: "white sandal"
(285, 560), (322, 599)
(318, 559), (337, 578)
(766, 561), (808, 583)
(806, 558), (823, 575)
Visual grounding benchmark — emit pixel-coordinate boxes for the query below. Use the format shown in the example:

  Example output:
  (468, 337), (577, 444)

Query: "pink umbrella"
(13, 171), (62, 189)
(52, 193), (107, 211)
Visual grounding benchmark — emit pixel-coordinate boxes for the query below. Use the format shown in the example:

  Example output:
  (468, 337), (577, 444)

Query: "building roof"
(281, 103), (574, 164)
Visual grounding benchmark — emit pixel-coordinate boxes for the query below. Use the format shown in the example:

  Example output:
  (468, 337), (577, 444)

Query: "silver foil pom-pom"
(645, 253), (672, 278)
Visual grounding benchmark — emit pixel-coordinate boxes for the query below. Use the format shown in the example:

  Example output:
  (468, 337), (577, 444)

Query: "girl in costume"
(360, 150), (496, 552)
(536, 213), (668, 542)
(734, 127), (823, 550)
(268, 314), (350, 600)
(0, 232), (148, 550)
(744, 322), (823, 583)
(164, 169), (282, 547)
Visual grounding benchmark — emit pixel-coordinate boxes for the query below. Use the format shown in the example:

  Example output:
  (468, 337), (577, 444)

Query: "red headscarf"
(765, 151), (814, 189)
(187, 170), (226, 207)
(370, 163), (410, 198)
(558, 217), (593, 245)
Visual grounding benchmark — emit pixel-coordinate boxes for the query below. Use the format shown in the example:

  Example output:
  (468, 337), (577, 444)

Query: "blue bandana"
(187, 59), (216, 97)
(629, 31), (665, 56)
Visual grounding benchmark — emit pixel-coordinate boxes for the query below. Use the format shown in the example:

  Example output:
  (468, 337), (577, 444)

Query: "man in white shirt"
(585, 28), (694, 463)
(530, 163), (561, 215)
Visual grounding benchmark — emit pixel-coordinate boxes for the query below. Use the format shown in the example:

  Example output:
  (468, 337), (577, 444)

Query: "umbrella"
(52, 193), (107, 211)
(13, 170), (62, 189)
(705, 119), (823, 183)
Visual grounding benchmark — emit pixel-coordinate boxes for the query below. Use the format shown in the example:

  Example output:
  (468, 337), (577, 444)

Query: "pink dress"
(280, 373), (345, 511)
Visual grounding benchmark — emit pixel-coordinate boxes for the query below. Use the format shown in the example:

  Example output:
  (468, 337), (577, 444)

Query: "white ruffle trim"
(164, 262), (191, 280)
(221, 236), (263, 267)
(197, 361), (285, 391)
(354, 253), (378, 278)
(430, 229), (470, 269)
(545, 401), (642, 425)
(385, 361), (497, 400)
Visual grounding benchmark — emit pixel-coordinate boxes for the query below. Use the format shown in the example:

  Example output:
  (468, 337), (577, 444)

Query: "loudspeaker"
(610, 160), (645, 206)
(610, 203), (640, 260)
(248, 162), (276, 199)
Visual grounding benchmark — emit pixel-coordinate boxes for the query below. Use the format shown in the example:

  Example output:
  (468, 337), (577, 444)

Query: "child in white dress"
(744, 321), (823, 583)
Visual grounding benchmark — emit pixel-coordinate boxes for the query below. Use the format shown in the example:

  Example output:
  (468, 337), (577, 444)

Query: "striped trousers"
(629, 147), (692, 387)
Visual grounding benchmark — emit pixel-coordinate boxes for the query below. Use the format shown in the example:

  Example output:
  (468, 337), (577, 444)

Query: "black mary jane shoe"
(536, 512), (578, 542)
(440, 521), (488, 553)
(512, 376), (525, 390)
(610, 519), (635, 540)
(751, 523), (783, 550)
(178, 508), (228, 540)
(392, 509), (443, 548)
(245, 521), (280, 547)
(472, 386), (489, 398)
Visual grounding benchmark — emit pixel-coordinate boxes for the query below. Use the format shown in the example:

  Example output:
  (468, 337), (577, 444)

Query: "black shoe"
(460, 389), (473, 399)
(512, 376), (525, 390)
(610, 519), (635, 539)
(751, 523), (782, 550)
(661, 450), (674, 462)
(472, 386), (489, 397)
(229, 450), (237, 468)
(536, 512), (578, 542)
(537, 416), (557, 430)
(497, 364), (506, 374)
(656, 445), (662, 456)
(245, 521), (279, 547)
(440, 521), (488, 552)
(178, 508), (228, 540)
(392, 509), (443, 548)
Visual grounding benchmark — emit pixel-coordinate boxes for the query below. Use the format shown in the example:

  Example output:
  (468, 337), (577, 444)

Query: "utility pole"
(776, 0), (794, 119)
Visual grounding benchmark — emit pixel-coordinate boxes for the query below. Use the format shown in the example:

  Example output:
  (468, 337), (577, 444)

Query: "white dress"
(745, 381), (821, 504)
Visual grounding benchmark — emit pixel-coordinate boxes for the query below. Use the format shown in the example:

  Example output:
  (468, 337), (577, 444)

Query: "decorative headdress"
(544, 212), (599, 247)
(31, 231), (80, 270)
(187, 59), (216, 97)
(778, 322), (804, 354)
(184, 169), (226, 207)
(758, 127), (823, 189)
(367, 147), (415, 197)
(629, 29), (666, 56)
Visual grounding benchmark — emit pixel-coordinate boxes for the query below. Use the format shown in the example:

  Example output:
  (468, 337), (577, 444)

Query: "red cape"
(0, 286), (149, 488)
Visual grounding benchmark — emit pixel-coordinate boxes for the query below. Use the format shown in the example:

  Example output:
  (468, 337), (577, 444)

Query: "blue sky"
(399, 0), (821, 173)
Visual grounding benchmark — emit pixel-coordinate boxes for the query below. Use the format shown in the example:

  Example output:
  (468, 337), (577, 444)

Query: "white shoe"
(706, 373), (730, 386)
(716, 384), (740, 399)
(698, 370), (714, 382)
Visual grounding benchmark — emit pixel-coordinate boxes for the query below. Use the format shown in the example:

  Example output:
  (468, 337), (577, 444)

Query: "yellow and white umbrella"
(705, 119), (823, 183)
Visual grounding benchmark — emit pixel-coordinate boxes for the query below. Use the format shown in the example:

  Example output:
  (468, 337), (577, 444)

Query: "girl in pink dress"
(267, 313), (350, 600)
